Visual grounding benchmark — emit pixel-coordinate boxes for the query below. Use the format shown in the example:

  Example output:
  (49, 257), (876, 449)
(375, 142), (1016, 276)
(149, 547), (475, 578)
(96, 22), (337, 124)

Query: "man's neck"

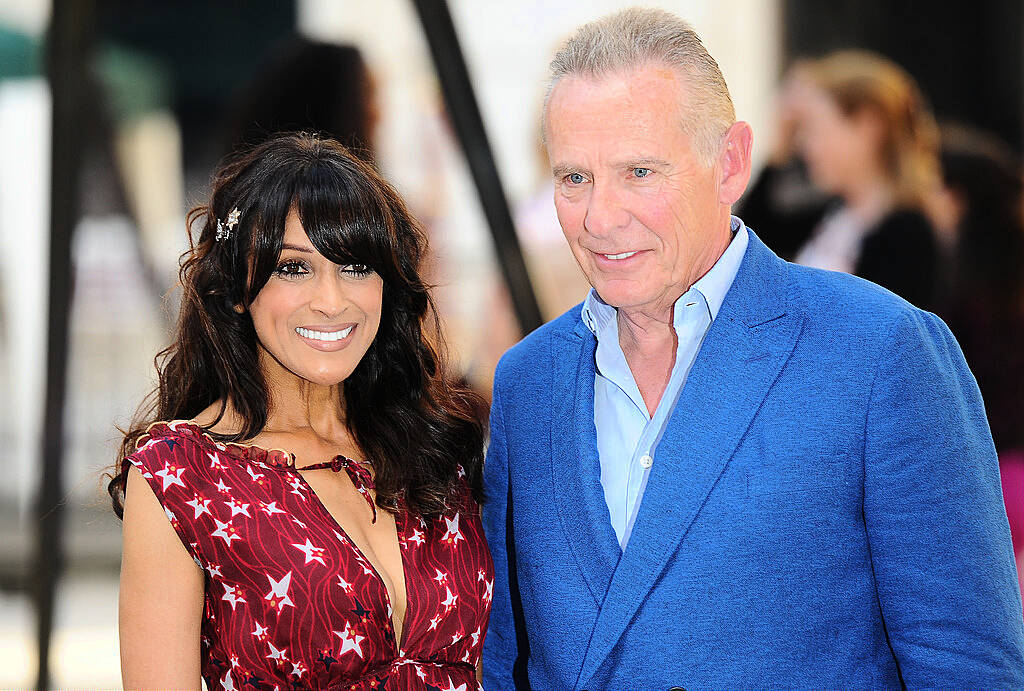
(617, 306), (678, 417)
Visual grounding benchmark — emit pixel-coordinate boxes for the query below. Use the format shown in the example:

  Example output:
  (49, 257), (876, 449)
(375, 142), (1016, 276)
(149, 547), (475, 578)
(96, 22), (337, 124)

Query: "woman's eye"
(341, 263), (372, 276)
(633, 167), (652, 178)
(274, 261), (308, 276)
(567, 172), (586, 185)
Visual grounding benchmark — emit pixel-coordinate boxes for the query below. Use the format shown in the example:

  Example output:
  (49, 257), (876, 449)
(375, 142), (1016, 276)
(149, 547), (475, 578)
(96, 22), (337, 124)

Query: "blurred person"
(935, 125), (1024, 598)
(109, 133), (492, 689)
(224, 37), (379, 164)
(482, 8), (1024, 690)
(795, 50), (942, 310)
(736, 60), (832, 259)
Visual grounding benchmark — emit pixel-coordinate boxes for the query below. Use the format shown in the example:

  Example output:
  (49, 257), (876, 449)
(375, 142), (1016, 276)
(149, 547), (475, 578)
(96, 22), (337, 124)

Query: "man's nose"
(583, 180), (629, 238)
(308, 272), (347, 317)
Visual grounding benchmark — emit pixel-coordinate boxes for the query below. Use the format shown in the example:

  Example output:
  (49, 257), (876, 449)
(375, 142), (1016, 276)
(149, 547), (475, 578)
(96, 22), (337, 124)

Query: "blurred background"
(0, 0), (1021, 687)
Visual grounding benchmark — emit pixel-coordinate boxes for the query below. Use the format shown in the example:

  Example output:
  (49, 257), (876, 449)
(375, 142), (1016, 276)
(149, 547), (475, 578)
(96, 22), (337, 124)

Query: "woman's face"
(248, 208), (384, 389)
(798, 86), (881, 197)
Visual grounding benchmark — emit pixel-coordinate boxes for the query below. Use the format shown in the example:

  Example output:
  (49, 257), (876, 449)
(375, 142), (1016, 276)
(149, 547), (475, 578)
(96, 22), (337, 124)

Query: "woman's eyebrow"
(280, 244), (314, 253)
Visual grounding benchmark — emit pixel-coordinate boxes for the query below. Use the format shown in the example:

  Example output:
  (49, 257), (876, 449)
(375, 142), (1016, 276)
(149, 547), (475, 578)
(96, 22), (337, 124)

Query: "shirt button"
(639, 455), (653, 469)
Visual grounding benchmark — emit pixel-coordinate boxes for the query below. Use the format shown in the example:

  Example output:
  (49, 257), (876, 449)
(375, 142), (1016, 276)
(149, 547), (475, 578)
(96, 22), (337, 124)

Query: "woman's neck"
(842, 175), (895, 227)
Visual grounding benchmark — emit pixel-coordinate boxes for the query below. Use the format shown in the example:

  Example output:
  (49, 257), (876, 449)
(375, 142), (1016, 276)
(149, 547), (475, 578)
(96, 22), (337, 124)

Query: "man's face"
(546, 64), (731, 318)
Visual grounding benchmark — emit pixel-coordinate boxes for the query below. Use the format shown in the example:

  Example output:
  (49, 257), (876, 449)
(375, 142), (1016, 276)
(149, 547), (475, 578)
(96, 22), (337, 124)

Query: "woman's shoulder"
(127, 420), (226, 477)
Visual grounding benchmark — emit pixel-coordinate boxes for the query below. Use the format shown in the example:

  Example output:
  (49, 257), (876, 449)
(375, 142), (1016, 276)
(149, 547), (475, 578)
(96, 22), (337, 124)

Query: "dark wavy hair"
(108, 132), (484, 518)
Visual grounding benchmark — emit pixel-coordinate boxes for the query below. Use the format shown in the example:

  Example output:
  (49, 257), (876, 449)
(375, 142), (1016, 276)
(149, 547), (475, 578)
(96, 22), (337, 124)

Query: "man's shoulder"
(783, 259), (925, 334)
(494, 302), (586, 381)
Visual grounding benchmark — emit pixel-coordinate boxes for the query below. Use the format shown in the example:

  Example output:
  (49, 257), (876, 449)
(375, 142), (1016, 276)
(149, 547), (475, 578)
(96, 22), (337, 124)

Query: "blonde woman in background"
(795, 50), (943, 310)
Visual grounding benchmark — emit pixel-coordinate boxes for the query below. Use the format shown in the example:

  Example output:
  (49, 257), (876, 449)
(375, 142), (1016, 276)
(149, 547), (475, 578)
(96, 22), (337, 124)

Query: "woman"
(794, 50), (942, 311)
(109, 133), (492, 689)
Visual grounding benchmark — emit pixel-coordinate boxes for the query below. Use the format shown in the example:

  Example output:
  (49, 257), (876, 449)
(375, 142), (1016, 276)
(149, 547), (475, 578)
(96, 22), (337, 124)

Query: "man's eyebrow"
(280, 243), (314, 253)
(551, 164), (582, 179)
(621, 157), (671, 168)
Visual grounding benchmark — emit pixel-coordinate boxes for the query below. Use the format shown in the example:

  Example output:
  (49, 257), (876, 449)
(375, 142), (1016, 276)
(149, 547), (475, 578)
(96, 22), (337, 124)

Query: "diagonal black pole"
(34, 1), (94, 688)
(410, 0), (544, 336)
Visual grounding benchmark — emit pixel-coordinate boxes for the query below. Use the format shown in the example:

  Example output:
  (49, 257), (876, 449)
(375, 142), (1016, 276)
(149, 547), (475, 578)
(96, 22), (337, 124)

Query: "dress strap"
(296, 456), (378, 523)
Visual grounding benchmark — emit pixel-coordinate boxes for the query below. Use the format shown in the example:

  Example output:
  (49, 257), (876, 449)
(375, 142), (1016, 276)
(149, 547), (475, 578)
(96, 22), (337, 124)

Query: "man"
(482, 8), (1024, 690)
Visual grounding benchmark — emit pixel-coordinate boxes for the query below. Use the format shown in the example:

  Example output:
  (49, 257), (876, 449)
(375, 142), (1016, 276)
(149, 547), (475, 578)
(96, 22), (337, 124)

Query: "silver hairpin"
(216, 207), (241, 242)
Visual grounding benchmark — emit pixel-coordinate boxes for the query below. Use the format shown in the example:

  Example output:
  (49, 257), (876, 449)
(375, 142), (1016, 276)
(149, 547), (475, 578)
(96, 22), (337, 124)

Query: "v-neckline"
(142, 420), (414, 651)
(293, 467), (412, 652)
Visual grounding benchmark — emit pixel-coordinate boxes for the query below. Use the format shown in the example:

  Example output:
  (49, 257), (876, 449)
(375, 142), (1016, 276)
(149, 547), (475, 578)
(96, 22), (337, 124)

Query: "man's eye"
(275, 261), (308, 276)
(634, 167), (652, 178)
(567, 172), (586, 185)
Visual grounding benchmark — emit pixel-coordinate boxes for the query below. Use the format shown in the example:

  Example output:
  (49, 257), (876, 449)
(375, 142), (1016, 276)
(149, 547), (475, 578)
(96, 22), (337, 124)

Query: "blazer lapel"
(575, 232), (805, 688)
(549, 322), (622, 607)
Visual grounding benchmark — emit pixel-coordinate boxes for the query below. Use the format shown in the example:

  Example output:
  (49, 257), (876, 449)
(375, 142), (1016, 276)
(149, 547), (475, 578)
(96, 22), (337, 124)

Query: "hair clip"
(215, 207), (241, 242)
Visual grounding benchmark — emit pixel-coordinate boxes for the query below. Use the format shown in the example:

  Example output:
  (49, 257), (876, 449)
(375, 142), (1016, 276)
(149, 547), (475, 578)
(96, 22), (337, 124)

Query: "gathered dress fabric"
(126, 421), (493, 691)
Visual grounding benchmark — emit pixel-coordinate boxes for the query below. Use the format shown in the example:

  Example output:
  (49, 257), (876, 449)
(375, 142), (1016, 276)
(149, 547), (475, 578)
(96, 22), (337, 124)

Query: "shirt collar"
(582, 216), (749, 337)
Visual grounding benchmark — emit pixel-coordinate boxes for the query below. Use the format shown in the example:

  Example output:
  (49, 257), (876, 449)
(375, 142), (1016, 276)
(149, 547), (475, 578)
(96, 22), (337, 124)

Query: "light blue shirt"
(582, 216), (749, 549)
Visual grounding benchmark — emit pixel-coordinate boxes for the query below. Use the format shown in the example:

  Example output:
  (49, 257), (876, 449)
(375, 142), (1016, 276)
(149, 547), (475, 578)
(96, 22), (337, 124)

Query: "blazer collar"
(549, 323), (622, 607)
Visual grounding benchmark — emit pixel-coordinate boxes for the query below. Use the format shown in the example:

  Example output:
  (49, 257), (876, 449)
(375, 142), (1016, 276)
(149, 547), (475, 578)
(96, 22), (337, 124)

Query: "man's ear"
(717, 121), (753, 206)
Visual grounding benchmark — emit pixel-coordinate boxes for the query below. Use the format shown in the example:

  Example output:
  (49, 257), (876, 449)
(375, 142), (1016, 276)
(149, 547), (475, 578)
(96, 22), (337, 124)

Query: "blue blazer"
(482, 231), (1024, 690)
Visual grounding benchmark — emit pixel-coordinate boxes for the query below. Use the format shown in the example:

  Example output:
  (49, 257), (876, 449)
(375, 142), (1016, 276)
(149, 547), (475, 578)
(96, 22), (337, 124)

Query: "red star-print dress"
(125, 421), (493, 691)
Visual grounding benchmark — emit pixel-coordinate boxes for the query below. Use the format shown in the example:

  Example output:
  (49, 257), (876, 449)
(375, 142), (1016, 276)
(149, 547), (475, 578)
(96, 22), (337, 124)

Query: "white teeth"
(603, 251), (638, 260)
(295, 326), (354, 342)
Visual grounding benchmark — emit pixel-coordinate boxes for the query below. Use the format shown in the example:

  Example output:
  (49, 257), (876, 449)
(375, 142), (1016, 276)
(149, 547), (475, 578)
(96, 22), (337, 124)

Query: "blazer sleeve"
(481, 367), (524, 690)
(863, 308), (1024, 686)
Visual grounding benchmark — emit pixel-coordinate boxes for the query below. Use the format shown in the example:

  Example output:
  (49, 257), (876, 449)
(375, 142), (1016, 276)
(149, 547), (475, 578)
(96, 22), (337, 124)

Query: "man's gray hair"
(545, 7), (736, 165)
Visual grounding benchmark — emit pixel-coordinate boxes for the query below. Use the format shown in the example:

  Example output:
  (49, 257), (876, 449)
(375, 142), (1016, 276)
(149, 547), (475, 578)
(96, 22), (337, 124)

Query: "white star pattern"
(221, 583), (246, 611)
(290, 661), (307, 678)
(252, 622), (268, 639)
(211, 519), (241, 546)
(441, 513), (464, 546)
(220, 669), (236, 691)
(207, 564), (223, 578)
(457, 464), (466, 479)
(451, 631), (463, 645)
(335, 622), (365, 658)
(214, 478), (232, 494)
(471, 627), (481, 646)
(439, 678), (467, 691)
(291, 538), (326, 566)
(477, 569), (486, 582)
(259, 500), (284, 516)
(416, 665), (427, 680)
(185, 494), (213, 519)
(208, 452), (226, 471)
(462, 649), (473, 663)
(441, 586), (458, 612)
(264, 571), (294, 611)
(266, 641), (288, 663)
(291, 517), (307, 530)
(483, 579), (494, 604)
(246, 465), (265, 484)
(336, 575), (354, 593)
(433, 568), (448, 585)
(226, 498), (251, 519)
(409, 528), (425, 546)
(163, 507), (178, 527)
(287, 477), (305, 498)
(229, 654), (240, 668)
(155, 462), (186, 491)
(428, 614), (443, 630)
